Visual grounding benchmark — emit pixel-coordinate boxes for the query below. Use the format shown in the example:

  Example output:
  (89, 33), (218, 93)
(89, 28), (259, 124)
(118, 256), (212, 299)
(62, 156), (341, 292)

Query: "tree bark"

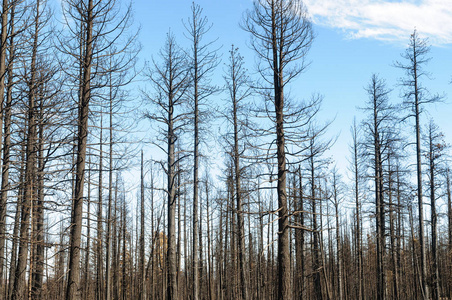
(11, 2), (40, 297)
(139, 151), (146, 300)
(0, 0), (11, 283)
(66, 1), (93, 298)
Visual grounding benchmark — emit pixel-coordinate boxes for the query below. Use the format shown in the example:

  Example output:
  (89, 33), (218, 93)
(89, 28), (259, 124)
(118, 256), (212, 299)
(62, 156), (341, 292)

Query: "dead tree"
(144, 32), (190, 300)
(395, 30), (442, 300)
(183, 4), (219, 298)
(331, 168), (343, 300)
(59, 1), (136, 298)
(447, 168), (452, 298)
(62, 1), (94, 298)
(0, 0), (12, 283)
(349, 119), (364, 300)
(304, 124), (332, 300)
(11, 1), (44, 298)
(139, 151), (145, 300)
(423, 120), (446, 300)
(222, 45), (252, 300)
(362, 74), (394, 300)
(242, 1), (313, 298)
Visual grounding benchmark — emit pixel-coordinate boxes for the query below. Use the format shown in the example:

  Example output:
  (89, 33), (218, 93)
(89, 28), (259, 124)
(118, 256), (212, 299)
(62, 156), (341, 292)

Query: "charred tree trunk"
(11, 2), (40, 297)
(0, 0), (12, 283)
(66, 1), (93, 298)
(139, 151), (146, 300)
(296, 167), (305, 299)
(31, 85), (46, 299)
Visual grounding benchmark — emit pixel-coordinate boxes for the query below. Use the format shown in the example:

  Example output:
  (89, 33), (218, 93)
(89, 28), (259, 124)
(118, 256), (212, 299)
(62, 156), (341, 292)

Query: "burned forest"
(0, 0), (451, 299)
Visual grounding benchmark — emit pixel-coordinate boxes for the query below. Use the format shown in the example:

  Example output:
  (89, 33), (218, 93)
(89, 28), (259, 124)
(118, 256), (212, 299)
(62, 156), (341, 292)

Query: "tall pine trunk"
(66, 1), (93, 298)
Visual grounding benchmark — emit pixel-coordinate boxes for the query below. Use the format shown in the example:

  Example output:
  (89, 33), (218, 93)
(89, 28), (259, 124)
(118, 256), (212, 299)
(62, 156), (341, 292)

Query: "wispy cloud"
(304, 0), (452, 45)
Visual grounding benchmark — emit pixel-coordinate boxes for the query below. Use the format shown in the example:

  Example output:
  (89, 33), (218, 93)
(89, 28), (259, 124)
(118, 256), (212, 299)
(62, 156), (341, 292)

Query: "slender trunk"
(271, 2), (290, 298)
(268, 197), (273, 299)
(319, 185), (332, 300)
(217, 196), (224, 300)
(151, 169), (156, 300)
(83, 160), (92, 299)
(232, 60), (248, 300)
(412, 37), (428, 300)
(429, 130), (439, 300)
(447, 170), (452, 298)
(139, 151), (146, 300)
(373, 82), (385, 300)
(121, 193), (127, 300)
(176, 158), (181, 295)
(167, 90), (178, 300)
(57, 221), (66, 300)
(112, 176), (119, 300)
(396, 165), (403, 300)
(206, 179), (214, 300)
(31, 92), (45, 299)
(352, 121), (363, 300)
(388, 159), (399, 300)
(199, 193), (204, 298)
(105, 74), (115, 300)
(258, 179), (265, 300)
(66, 0), (93, 298)
(7, 177), (22, 300)
(11, 2), (40, 297)
(0, 0), (12, 283)
(96, 115), (104, 300)
(224, 176), (230, 299)
(296, 167), (305, 299)
(311, 158), (322, 300)
(334, 187), (343, 300)
(192, 13), (200, 300)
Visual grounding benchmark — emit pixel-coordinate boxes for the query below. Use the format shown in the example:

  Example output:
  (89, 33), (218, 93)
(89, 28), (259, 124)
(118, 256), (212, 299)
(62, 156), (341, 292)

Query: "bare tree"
(330, 167), (343, 300)
(423, 120), (446, 300)
(139, 151), (145, 300)
(144, 32), (190, 300)
(62, 1), (94, 297)
(361, 74), (395, 300)
(242, 1), (313, 298)
(11, 1), (49, 298)
(222, 45), (252, 300)
(395, 30), (442, 300)
(183, 4), (219, 299)
(0, 0), (12, 284)
(349, 119), (365, 300)
(59, 0), (136, 298)
(304, 124), (332, 300)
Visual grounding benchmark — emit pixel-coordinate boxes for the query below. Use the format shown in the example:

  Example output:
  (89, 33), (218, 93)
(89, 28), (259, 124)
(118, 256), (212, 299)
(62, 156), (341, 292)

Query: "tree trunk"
(333, 177), (343, 300)
(66, 1), (93, 298)
(388, 158), (399, 300)
(83, 160), (92, 299)
(167, 85), (178, 300)
(0, 0), (11, 284)
(447, 170), (452, 298)
(31, 90), (46, 299)
(428, 126), (440, 300)
(272, 2), (291, 297)
(310, 159), (322, 300)
(296, 168), (305, 299)
(230, 48), (249, 300)
(96, 115), (104, 300)
(112, 176), (119, 300)
(412, 34), (428, 300)
(139, 151), (146, 300)
(11, 2), (40, 297)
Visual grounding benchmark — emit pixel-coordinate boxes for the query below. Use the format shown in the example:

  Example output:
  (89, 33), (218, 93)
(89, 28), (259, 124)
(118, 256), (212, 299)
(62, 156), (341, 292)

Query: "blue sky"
(133, 0), (452, 176)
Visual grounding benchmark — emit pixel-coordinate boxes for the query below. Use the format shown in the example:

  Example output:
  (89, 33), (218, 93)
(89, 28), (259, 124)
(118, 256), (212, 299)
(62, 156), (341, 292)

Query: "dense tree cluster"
(0, 0), (450, 300)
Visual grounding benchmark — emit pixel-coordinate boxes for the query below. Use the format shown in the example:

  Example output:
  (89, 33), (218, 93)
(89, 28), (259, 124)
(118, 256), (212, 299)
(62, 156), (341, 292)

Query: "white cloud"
(304, 0), (452, 45)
